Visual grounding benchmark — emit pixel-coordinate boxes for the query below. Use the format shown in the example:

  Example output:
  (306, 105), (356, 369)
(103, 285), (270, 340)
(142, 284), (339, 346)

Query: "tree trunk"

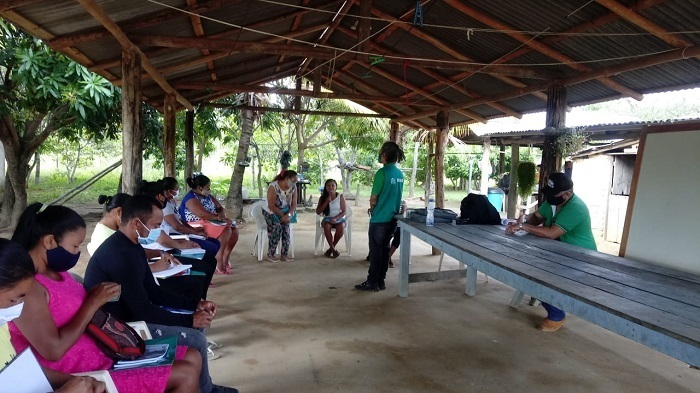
(121, 50), (143, 195)
(507, 144), (520, 219)
(196, 138), (205, 172)
(2, 149), (31, 227)
(297, 144), (305, 173)
(69, 143), (82, 184)
(185, 111), (195, 179)
(226, 107), (254, 220)
(34, 151), (41, 185)
(0, 144), (5, 190)
(254, 143), (263, 198)
(162, 94), (177, 178)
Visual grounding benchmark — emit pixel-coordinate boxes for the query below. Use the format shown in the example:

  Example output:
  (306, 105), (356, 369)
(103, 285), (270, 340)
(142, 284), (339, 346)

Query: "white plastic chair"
(249, 200), (294, 261)
(72, 370), (119, 393)
(315, 205), (352, 256)
(127, 321), (153, 340)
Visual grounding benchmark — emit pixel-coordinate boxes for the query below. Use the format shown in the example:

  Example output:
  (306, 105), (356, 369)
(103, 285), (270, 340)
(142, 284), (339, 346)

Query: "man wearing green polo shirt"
(355, 142), (405, 292)
(506, 172), (597, 331)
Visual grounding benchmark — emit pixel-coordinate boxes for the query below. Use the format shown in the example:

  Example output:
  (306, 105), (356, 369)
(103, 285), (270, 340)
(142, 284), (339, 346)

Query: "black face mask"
(547, 194), (566, 206)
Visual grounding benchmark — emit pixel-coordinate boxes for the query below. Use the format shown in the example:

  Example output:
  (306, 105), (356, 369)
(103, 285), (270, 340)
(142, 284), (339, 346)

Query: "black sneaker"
(378, 281), (386, 290)
(211, 385), (239, 393)
(388, 260), (394, 268)
(354, 281), (379, 292)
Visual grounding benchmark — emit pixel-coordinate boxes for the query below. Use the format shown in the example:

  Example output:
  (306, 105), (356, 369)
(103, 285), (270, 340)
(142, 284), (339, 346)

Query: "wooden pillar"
(539, 83), (567, 203)
(185, 110), (195, 178)
(507, 144), (519, 219)
(435, 111), (448, 210)
(424, 139), (433, 206)
(163, 93), (177, 178)
(498, 144), (506, 175)
(121, 50), (142, 195)
(479, 137), (491, 194)
(294, 78), (302, 111)
(389, 121), (399, 142)
(409, 141), (419, 198)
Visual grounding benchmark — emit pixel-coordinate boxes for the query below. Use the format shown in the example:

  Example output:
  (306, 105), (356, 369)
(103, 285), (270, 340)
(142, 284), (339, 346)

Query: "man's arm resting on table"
(522, 222), (565, 239)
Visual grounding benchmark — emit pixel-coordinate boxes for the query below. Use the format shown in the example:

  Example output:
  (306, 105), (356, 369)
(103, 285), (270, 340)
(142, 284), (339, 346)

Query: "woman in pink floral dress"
(8, 203), (201, 393)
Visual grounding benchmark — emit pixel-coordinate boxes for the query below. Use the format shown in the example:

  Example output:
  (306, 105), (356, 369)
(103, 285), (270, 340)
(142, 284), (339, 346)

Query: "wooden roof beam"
(50, 0), (245, 49)
(442, 0), (643, 100)
(0, 0), (41, 11)
(186, 0), (217, 82)
(597, 0), (692, 48)
(173, 82), (442, 107)
(395, 44), (700, 123)
(203, 103), (391, 118)
(131, 35), (556, 79)
(76, 0), (193, 110)
(274, 0), (312, 73)
(336, 25), (523, 119)
(298, 0), (354, 76)
(365, 64), (488, 123)
(369, 5), (552, 102)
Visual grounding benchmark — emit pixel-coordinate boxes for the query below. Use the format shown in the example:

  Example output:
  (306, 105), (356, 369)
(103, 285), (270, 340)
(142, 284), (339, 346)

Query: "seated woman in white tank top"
(315, 179), (346, 258)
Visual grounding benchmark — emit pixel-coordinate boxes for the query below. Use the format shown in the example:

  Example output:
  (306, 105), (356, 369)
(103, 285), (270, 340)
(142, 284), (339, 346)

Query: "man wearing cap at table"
(505, 172), (597, 332)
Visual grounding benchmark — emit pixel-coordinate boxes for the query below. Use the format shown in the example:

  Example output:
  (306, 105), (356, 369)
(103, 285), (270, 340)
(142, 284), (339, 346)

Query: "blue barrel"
(487, 187), (505, 212)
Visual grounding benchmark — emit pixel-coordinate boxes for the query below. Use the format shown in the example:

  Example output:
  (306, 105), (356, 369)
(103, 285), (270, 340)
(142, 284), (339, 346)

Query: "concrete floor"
(58, 201), (700, 392)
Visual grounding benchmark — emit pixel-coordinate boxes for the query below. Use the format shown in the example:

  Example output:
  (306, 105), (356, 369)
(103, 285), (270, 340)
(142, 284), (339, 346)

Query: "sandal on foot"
(215, 268), (231, 275)
(331, 250), (340, 259)
(324, 249), (333, 257)
(281, 255), (294, 262)
(267, 255), (280, 262)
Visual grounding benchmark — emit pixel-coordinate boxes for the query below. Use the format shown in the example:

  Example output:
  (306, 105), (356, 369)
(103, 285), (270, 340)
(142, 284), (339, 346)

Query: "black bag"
(457, 193), (501, 225)
(409, 207), (458, 223)
(86, 309), (146, 360)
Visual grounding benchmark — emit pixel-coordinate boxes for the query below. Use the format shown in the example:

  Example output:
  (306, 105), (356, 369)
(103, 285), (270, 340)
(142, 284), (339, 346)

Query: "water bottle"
(401, 200), (407, 218)
(426, 198), (435, 227)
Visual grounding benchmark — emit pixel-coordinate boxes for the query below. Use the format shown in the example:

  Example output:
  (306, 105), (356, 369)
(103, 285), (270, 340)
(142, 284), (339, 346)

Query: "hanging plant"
(553, 127), (588, 157)
(516, 161), (537, 202)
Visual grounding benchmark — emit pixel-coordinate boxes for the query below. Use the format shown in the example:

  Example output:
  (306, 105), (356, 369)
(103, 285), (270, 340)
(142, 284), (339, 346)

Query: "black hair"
(317, 179), (338, 216)
(0, 238), (36, 290)
(121, 194), (161, 225)
(186, 174), (210, 189)
(11, 203), (86, 251)
(380, 141), (405, 164)
(162, 177), (179, 191)
(273, 170), (297, 182)
(98, 193), (131, 212)
(139, 180), (166, 196)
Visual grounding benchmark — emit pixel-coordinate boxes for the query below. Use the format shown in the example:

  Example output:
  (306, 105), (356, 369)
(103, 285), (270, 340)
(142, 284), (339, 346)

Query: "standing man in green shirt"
(505, 172), (597, 331)
(355, 142), (405, 292)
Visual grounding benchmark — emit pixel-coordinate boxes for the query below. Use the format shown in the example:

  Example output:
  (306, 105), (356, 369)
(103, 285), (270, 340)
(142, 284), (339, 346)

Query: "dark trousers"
(159, 254), (216, 300)
(367, 221), (397, 285)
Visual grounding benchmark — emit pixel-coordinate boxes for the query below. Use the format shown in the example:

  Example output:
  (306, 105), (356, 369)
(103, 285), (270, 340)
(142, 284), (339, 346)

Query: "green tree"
(0, 21), (118, 225)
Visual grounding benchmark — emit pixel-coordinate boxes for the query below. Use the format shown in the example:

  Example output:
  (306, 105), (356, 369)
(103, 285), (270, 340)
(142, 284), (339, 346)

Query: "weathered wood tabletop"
(396, 218), (700, 366)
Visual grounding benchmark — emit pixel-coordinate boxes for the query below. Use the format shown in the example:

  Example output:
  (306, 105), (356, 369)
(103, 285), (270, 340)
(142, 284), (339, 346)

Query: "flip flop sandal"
(331, 250), (340, 258)
(324, 249), (333, 257)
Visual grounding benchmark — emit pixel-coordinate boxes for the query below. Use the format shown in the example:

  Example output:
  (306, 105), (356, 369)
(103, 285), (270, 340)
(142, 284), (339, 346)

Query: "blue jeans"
(147, 323), (215, 393)
(542, 302), (566, 321)
(367, 221), (397, 285)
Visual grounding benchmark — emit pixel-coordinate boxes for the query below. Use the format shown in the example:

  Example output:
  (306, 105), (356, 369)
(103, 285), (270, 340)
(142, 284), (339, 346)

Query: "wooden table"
(397, 218), (700, 366)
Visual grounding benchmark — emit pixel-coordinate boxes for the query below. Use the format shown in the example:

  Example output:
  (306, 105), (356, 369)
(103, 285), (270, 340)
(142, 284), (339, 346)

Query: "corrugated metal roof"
(2, 0), (700, 129)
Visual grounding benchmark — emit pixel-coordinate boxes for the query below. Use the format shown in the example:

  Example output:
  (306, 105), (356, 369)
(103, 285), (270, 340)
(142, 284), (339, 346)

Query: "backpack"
(457, 193), (501, 225)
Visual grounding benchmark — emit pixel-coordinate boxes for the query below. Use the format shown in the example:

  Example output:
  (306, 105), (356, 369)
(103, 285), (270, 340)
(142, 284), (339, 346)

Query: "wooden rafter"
(395, 44), (700, 123)
(173, 82), (442, 107)
(274, 0), (311, 73)
(186, 0), (217, 81)
(335, 25), (523, 119)
(442, 0), (643, 101)
(298, 0), (355, 76)
(130, 35), (556, 79)
(367, 2), (550, 102)
(203, 103), (391, 118)
(75, 0), (193, 110)
(0, 0), (41, 12)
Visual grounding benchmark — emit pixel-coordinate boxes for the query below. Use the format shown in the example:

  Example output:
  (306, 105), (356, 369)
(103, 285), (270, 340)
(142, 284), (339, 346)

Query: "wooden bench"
(397, 218), (700, 367)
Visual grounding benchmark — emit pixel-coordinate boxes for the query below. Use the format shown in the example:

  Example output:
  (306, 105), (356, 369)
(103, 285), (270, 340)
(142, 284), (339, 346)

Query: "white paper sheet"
(0, 349), (53, 393)
(151, 263), (192, 279)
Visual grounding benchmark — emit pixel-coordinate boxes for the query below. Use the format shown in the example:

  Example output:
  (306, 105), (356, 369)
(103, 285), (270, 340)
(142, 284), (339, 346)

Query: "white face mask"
(200, 189), (211, 197)
(0, 302), (24, 326)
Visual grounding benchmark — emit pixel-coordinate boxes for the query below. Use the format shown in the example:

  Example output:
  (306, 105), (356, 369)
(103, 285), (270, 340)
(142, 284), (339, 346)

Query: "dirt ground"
(7, 197), (699, 392)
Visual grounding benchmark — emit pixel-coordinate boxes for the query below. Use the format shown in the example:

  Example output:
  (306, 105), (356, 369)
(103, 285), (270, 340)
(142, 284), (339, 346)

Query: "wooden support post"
(294, 78), (302, 111)
(185, 110), (195, 179)
(121, 50), (142, 195)
(435, 111), (448, 210)
(498, 144), (505, 176)
(480, 137), (491, 194)
(507, 144), (519, 219)
(389, 121), (399, 142)
(163, 93), (176, 178)
(313, 63), (321, 95)
(539, 83), (567, 203)
(409, 141), (419, 198)
(424, 139), (433, 206)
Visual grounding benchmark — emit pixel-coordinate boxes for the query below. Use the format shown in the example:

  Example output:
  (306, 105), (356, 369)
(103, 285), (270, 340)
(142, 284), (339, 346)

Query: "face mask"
(0, 302), (24, 326)
(547, 194), (566, 206)
(137, 220), (162, 245)
(287, 180), (295, 188)
(200, 189), (211, 197)
(170, 190), (179, 199)
(46, 246), (81, 272)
